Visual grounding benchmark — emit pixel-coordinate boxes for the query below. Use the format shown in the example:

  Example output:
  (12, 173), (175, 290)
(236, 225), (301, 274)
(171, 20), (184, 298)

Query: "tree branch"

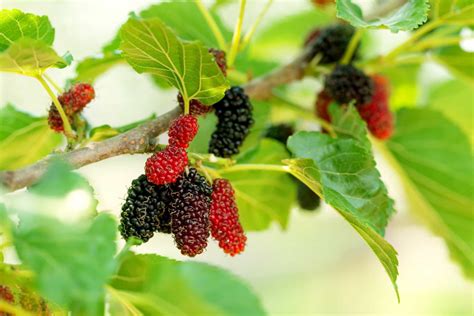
(0, 44), (316, 192)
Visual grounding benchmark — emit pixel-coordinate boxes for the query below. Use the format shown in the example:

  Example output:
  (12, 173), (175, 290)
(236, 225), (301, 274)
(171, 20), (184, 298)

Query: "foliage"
(0, 1), (472, 315)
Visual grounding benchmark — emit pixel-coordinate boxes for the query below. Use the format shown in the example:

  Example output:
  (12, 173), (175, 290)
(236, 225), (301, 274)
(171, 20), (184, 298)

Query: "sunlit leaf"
(432, 45), (474, 84)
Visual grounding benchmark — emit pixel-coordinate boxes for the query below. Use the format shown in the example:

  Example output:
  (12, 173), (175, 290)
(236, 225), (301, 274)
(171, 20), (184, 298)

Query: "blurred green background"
(0, 0), (472, 315)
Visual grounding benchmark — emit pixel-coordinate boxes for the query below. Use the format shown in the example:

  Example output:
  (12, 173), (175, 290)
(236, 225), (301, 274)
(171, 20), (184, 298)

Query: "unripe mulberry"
(119, 175), (172, 242)
(169, 168), (212, 257)
(325, 64), (373, 106)
(209, 48), (227, 76)
(61, 83), (95, 112)
(358, 75), (394, 140)
(307, 24), (356, 64)
(47, 105), (73, 132)
(168, 114), (199, 149)
(145, 146), (188, 185)
(177, 94), (213, 116)
(210, 179), (246, 256)
(209, 86), (254, 157)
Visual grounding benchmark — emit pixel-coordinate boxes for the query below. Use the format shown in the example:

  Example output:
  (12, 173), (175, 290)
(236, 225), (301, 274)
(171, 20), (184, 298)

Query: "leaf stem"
(240, 0), (273, 51)
(227, 0), (247, 67)
(196, 0), (227, 50)
(341, 28), (364, 64)
(43, 73), (63, 94)
(410, 36), (466, 51)
(36, 75), (75, 139)
(219, 163), (290, 174)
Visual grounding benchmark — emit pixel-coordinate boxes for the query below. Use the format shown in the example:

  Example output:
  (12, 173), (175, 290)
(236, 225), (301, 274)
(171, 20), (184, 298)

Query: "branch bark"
(0, 44), (315, 191)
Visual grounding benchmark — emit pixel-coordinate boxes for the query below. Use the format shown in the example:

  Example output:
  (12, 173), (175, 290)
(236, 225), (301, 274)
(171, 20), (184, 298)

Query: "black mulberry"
(169, 168), (212, 257)
(325, 64), (374, 106)
(308, 24), (357, 64)
(209, 86), (254, 157)
(119, 175), (172, 242)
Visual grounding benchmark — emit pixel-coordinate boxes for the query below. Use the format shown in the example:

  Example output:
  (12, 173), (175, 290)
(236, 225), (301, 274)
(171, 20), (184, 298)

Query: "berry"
(315, 89), (333, 122)
(312, 0), (333, 6)
(119, 175), (172, 242)
(59, 83), (95, 112)
(325, 64), (374, 106)
(209, 86), (254, 157)
(168, 114), (199, 148)
(209, 48), (227, 76)
(358, 75), (394, 140)
(308, 24), (356, 64)
(145, 146), (188, 185)
(169, 168), (212, 257)
(296, 182), (321, 211)
(210, 179), (246, 256)
(177, 94), (213, 116)
(304, 28), (322, 47)
(47, 105), (73, 132)
(264, 123), (294, 144)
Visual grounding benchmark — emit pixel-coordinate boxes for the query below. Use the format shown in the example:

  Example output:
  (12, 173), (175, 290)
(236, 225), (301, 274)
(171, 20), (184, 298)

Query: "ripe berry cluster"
(209, 86), (254, 157)
(264, 123), (321, 211)
(47, 83), (95, 132)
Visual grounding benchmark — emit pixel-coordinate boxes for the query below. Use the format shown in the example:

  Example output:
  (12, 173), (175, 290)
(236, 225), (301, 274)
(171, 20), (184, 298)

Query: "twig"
(0, 42), (318, 192)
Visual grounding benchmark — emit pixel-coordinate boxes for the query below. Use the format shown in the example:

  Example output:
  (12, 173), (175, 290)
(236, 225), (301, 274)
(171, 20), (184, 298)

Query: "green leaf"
(381, 64), (421, 109)
(109, 253), (265, 316)
(0, 9), (54, 52)
(120, 17), (228, 106)
(386, 108), (474, 278)
(336, 0), (430, 32)
(139, 1), (232, 48)
(426, 79), (473, 144)
(329, 104), (371, 149)
(432, 45), (474, 84)
(74, 53), (123, 83)
(0, 104), (61, 170)
(0, 38), (69, 76)
(287, 131), (395, 236)
(223, 139), (296, 231)
(13, 213), (117, 315)
(441, 3), (474, 24)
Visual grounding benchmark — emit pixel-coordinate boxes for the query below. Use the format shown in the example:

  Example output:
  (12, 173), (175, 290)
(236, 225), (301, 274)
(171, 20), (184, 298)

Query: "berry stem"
(219, 163), (290, 174)
(240, 0), (273, 52)
(341, 28), (364, 65)
(43, 73), (64, 94)
(36, 75), (75, 139)
(227, 0), (247, 67)
(195, 0), (227, 50)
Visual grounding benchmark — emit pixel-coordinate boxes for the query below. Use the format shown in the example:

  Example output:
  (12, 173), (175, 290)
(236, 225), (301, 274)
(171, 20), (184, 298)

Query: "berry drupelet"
(325, 64), (374, 106)
(145, 146), (188, 186)
(168, 114), (199, 149)
(169, 168), (212, 257)
(119, 175), (172, 242)
(209, 86), (254, 157)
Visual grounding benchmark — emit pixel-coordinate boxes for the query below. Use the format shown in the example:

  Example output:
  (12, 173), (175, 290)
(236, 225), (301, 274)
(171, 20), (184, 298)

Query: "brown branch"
(0, 44), (315, 192)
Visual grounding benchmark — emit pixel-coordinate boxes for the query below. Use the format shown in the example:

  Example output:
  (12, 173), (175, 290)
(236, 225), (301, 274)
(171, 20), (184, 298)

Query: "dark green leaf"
(0, 104), (61, 170)
(13, 213), (117, 315)
(223, 139), (296, 231)
(120, 17), (229, 106)
(329, 104), (371, 149)
(0, 38), (69, 76)
(0, 9), (54, 52)
(109, 253), (266, 316)
(336, 0), (430, 32)
(386, 108), (474, 278)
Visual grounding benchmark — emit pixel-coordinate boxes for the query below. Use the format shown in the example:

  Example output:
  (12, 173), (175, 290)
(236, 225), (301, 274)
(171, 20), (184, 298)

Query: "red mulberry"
(47, 105), (73, 132)
(169, 168), (212, 257)
(209, 48), (227, 76)
(59, 83), (95, 112)
(168, 114), (199, 149)
(145, 146), (188, 185)
(210, 179), (246, 256)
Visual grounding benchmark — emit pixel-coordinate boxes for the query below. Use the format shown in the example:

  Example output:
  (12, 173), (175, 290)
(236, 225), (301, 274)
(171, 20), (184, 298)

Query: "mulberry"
(308, 24), (356, 64)
(264, 123), (294, 144)
(358, 75), (394, 140)
(210, 179), (246, 256)
(168, 114), (199, 149)
(209, 48), (227, 76)
(315, 89), (333, 122)
(209, 86), (254, 157)
(145, 146), (188, 185)
(177, 94), (213, 116)
(60, 83), (95, 112)
(119, 175), (172, 242)
(325, 64), (373, 106)
(47, 105), (73, 132)
(169, 168), (212, 257)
